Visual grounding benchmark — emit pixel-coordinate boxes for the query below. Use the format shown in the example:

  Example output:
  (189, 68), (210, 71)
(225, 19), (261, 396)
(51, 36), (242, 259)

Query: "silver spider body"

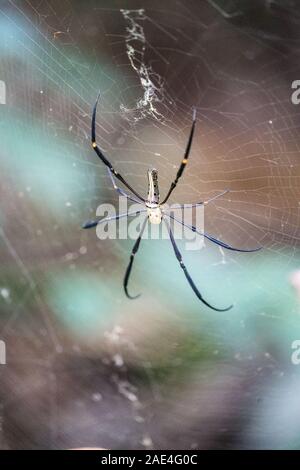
(146, 168), (162, 225)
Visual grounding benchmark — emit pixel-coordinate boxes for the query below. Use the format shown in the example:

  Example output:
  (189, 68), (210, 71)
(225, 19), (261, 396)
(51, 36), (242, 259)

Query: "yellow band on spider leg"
(92, 142), (97, 148)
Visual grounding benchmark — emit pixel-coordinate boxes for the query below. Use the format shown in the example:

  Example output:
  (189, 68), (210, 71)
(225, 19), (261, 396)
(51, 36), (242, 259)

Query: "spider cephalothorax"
(83, 94), (261, 310)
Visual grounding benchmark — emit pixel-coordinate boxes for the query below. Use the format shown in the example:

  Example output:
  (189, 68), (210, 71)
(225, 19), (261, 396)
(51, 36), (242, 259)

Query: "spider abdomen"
(147, 168), (160, 204)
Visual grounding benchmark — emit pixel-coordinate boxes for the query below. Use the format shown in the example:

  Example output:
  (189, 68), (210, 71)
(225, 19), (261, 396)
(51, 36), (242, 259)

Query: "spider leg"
(166, 213), (262, 252)
(82, 208), (146, 229)
(124, 216), (148, 299)
(168, 189), (230, 210)
(92, 93), (145, 202)
(107, 168), (144, 204)
(163, 217), (232, 311)
(161, 108), (196, 205)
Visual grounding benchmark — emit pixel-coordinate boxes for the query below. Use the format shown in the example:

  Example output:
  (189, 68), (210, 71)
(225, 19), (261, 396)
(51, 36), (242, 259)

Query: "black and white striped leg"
(82, 209), (146, 229)
(107, 168), (144, 204)
(165, 213), (262, 252)
(169, 189), (230, 210)
(164, 217), (233, 311)
(161, 108), (196, 205)
(91, 93), (145, 202)
(124, 216), (148, 299)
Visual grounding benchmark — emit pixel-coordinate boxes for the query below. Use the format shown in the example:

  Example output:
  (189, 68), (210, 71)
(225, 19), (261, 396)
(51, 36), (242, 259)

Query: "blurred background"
(0, 0), (300, 449)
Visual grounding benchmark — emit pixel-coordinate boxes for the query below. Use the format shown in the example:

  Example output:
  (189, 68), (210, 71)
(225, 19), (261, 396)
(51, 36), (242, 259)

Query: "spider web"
(0, 0), (300, 450)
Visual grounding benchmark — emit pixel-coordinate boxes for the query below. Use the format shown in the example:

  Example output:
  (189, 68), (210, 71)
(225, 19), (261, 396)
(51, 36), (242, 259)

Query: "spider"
(82, 94), (261, 311)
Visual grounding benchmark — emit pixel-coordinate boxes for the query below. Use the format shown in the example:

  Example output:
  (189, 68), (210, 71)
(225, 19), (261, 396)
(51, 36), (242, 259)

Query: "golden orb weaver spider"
(83, 94), (261, 311)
